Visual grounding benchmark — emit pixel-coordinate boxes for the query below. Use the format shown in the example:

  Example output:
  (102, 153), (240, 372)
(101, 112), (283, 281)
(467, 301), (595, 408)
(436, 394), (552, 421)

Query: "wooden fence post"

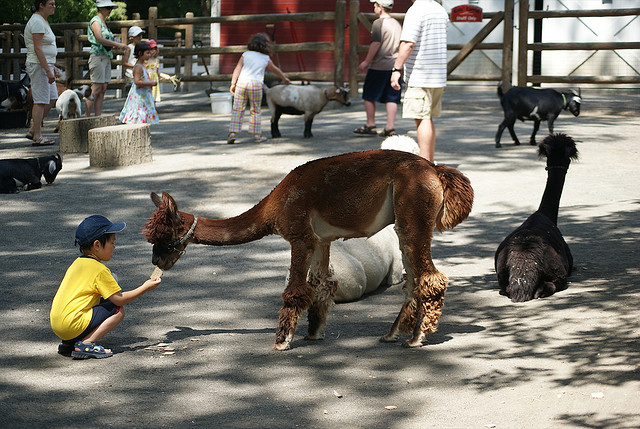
(334, 0), (346, 89)
(64, 30), (73, 84)
(517, 0), (529, 86)
(12, 29), (20, 78)
(184, 12), (194, 91)
(174, 31), (183, 81)
(1, 30), (10, 80)
(73, 30), (82, 81)
(148, 7), (158, 42)
(501, 0), (514, 91)
(348, 0), (359, 97)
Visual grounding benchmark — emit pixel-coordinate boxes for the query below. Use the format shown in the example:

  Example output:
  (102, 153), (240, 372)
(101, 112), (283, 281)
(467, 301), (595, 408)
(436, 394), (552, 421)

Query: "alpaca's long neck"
(191, 203), (274, 246)
(537, 167), (568, 225)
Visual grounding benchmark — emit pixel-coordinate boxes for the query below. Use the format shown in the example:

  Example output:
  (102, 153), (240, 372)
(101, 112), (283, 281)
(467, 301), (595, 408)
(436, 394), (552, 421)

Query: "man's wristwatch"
(391, 67), (402, 74)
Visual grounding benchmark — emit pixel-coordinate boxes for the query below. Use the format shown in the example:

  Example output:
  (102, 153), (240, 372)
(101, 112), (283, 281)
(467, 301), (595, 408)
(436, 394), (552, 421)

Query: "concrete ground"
(0, 83), (638, 428)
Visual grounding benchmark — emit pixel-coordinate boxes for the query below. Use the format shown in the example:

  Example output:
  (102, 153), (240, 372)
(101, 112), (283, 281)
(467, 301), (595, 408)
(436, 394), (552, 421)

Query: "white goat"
(264, 84), (350, 138)
(54, 89), (82, 132)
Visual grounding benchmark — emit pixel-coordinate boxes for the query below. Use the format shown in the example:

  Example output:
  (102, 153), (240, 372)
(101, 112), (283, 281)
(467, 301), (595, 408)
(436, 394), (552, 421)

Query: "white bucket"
(210, 92), (232, 115)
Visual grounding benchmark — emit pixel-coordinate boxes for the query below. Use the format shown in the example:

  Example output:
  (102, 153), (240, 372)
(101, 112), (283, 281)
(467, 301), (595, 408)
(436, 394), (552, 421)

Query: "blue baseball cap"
(75, 215), (126, 246)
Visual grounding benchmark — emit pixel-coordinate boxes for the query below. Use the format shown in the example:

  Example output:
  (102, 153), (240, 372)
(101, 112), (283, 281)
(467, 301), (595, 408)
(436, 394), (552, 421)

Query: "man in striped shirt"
(390, 0), (448, 161)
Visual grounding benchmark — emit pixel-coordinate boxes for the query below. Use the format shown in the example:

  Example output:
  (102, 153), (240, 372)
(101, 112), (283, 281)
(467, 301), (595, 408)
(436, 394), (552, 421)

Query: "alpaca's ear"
(151, 192), (163, 208)
(162, 192), (179, 214)
(537, 140), (550, 158)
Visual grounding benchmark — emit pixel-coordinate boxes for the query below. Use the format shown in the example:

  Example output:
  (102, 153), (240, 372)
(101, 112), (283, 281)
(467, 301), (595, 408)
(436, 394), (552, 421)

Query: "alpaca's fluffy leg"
(305, 243), (337, 340)
(406, 271), (448, 347)
(274, 240), (316, 351)
(383, 179), (446, 347)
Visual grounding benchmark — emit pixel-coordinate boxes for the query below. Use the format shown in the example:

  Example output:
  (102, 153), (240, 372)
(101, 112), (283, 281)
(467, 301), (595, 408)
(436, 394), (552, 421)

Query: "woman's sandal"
(353, 125), (377, 135)
(32, 136), (56, 146)
(25, 131), (34, 141)
(254, 135), (267, 143)
(378, 128), (397, 137)
(71, 341), (113, 359)
(227, 132), (236, 144)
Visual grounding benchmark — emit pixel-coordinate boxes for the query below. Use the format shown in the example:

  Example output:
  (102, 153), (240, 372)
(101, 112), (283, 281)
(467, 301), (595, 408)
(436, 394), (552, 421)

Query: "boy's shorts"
(402, 86), (444, 120)
(362, 69), (401, 104)
(88, 54), (112, 84)
(61, 299), (119, 346)
(25, 62), (58, 105)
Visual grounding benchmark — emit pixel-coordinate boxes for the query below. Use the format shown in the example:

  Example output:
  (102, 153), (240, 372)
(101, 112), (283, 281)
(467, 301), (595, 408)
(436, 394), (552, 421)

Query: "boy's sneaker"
(57, 342), (73, 357)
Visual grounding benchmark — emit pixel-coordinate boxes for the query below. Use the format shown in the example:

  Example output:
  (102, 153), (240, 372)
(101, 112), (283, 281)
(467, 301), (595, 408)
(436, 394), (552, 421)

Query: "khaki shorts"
(402, 86), (444, 119)
(25, 62), (58, 104)
(88, 54), (112, 84)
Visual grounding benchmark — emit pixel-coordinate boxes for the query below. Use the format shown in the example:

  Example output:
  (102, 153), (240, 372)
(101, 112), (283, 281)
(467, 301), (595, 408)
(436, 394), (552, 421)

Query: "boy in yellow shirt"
(50, 215), (161, 359)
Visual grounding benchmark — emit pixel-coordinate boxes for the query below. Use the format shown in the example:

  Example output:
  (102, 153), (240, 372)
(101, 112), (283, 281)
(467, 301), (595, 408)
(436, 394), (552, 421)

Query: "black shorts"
(362, 69), (402, 104)
(61, 299), (119, 345)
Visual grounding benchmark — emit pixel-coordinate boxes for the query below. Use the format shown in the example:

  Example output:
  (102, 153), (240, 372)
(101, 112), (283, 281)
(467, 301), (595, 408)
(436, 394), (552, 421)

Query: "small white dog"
(54, 89), (82, 132)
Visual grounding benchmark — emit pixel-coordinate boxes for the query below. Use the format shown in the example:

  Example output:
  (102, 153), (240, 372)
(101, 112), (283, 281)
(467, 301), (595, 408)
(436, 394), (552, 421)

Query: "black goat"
(495, 85), (581, 148)
(0, 153), (62, 194)
(495, 134), (578, 302)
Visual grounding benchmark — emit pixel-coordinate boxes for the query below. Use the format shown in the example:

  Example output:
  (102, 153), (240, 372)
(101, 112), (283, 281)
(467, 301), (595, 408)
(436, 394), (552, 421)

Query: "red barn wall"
(219, 0), (413, 78)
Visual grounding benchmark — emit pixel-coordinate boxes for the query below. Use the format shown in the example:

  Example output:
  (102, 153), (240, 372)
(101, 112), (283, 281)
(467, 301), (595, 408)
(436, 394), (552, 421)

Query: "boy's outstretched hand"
(143, 277), (162, 291)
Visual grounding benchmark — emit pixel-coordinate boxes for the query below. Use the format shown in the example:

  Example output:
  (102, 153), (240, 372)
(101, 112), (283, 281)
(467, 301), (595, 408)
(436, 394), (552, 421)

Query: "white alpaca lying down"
(331, 225), (405, 302)
(55, 89), (82, 132)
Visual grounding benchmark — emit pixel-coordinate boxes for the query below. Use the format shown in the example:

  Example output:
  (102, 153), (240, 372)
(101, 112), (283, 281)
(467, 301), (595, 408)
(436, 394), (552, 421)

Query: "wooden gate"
(518, 1), (640, 85)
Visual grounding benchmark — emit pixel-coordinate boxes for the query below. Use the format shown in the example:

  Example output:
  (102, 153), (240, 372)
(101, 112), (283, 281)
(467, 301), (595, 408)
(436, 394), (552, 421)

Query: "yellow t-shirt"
(50, 257), (121, 340)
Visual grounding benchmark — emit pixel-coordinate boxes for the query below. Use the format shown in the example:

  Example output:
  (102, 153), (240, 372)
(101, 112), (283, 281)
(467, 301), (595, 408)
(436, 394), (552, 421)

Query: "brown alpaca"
(143, 149), (474, 350)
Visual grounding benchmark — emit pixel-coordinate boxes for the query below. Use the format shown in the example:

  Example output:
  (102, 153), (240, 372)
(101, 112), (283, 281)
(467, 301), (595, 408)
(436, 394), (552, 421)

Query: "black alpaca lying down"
(495, 134), (578, 302)
(0, 153), (62, 194)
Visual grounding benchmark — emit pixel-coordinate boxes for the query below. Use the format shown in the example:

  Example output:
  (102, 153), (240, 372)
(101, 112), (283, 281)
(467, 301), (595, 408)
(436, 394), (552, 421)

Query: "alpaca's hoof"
(304, 333), (325, 341)
(529, 140), (537, 146)
(404, 332), (426, 348)
(404, 338), (425, 348)
(495, 142), (502, 148)
(273, 342), (291, 351)
(380, 334), (399, 343)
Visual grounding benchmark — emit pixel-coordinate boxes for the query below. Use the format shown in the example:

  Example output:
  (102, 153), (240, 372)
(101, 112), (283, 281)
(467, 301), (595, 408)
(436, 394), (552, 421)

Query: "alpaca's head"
(142, 192), (194, 270)
(538, 133), (578, 169)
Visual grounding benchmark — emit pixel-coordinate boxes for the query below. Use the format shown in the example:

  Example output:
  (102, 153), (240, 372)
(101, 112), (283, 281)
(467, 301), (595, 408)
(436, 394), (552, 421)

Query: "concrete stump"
(88, 123), (152, 168)
(59, 114), (118, 153)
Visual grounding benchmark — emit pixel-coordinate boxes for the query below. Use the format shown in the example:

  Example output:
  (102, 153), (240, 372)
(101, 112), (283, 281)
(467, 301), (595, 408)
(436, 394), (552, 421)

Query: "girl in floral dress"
(119, 41), (158, 124)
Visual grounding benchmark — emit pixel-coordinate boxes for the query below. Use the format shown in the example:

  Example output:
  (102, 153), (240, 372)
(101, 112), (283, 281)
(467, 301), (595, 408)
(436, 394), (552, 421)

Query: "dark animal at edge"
(0, 153), (63, 194)
(495, 85), (581, 148)
(0, 74), (30, 108)
(495, 134), (578, 302)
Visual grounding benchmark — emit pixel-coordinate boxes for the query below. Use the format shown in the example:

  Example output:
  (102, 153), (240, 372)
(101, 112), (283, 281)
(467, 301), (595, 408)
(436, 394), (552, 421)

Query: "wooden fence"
(518, 2), (640, 85)
(0, 3), (346, 89)
(1, 1), (639, 93)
